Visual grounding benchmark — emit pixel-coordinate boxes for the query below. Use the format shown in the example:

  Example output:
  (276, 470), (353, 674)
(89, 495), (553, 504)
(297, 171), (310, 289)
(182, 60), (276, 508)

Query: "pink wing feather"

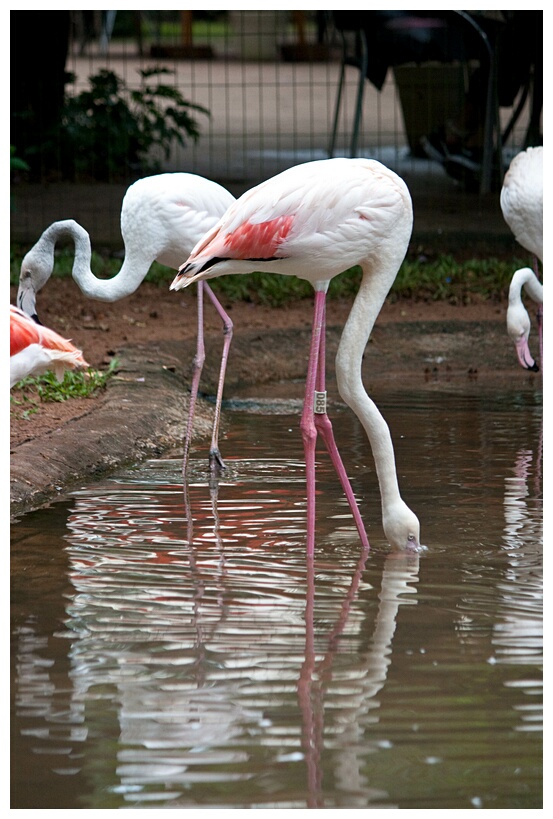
(188, 214), (294, 264)
(221, 215), (294, 258)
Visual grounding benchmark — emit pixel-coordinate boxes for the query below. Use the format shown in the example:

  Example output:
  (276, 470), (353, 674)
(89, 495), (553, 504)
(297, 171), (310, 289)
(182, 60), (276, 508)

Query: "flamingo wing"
(171, 158), (412, 291)
(500, 147), (543, 261)
(10, 305), (89, 387)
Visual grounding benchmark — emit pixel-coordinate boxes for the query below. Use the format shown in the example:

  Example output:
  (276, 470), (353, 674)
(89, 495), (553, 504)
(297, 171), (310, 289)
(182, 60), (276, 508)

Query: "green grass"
(11, 245), (526, 308)
(11, 359), (119, 416)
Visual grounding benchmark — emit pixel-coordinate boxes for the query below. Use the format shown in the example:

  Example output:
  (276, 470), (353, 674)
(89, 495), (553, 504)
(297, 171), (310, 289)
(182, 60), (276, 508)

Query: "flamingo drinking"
(500, 146), (543, 370)
(171, 158), (422, 554)
(16, 172), (236, 473)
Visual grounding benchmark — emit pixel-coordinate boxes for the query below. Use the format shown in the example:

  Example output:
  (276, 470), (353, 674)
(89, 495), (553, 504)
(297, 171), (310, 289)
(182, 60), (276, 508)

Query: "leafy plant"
(10, 145), (30, 174)
(60, 67), (209, 181)
(11, 359), (119, 418)
(10, 146), (31, 210)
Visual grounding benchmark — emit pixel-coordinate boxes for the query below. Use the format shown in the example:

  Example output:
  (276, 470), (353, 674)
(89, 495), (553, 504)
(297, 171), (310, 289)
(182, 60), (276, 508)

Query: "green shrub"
(10, 242), (525, 307)
(60, 67), (209, 181)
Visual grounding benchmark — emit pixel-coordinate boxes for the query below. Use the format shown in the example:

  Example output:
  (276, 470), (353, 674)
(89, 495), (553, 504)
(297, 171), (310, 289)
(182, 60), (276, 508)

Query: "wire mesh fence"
(11, 11), (539, 246)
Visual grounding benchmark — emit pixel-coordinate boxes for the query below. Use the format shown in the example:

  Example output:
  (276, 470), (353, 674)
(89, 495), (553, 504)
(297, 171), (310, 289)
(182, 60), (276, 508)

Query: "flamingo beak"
(515, 338), (539, 371)
(17, 282), (41, 324)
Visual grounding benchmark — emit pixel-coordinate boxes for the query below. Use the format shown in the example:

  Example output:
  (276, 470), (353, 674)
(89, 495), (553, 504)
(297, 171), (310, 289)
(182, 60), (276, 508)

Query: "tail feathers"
(10, 345), (89, 388)
(10, 304), (89, 387)
(38, 324), (89, 366)
(48, 348), (90, 380)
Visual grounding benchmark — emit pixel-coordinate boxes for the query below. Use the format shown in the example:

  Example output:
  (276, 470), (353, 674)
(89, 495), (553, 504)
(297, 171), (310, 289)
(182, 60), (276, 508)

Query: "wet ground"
(10, 304), (540, 519)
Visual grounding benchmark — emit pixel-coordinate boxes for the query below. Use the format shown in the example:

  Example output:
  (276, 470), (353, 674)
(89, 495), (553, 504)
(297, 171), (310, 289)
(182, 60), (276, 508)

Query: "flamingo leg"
(183, 282), (206, 479)
(532, 256), (543, 371)
(537, 304), (543, 370)
(204, 282), (234, 474)
(301, 291), (325, 557)
(301, 291), (370, 556)
(182, 282), (233, 480)
(313, 299), (370, 551)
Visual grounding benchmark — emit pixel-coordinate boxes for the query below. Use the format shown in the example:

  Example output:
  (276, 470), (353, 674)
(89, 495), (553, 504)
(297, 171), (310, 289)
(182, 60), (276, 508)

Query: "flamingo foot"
(209, 447), (226, 474)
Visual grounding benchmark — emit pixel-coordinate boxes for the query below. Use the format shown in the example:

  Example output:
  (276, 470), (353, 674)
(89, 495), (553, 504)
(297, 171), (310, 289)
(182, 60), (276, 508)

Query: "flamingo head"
(507, 303), (539, 371)
(17, 247), (51, 324)
(383, 501), (425, 553)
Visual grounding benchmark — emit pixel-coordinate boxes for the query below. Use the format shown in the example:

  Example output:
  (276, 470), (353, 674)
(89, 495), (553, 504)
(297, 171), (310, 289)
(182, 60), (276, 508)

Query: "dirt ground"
(10, 275), (523, 446)
(10, 274), (542, 518)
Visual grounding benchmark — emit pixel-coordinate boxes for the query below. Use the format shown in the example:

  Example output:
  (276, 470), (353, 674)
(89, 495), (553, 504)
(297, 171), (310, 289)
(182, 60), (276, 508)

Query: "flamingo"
(506, 267), (543, 371)
(10, 304), (88, 388)
(170, 157), (422, 554)
(16, 172), (236, 473)
(500, 146), (543, 370)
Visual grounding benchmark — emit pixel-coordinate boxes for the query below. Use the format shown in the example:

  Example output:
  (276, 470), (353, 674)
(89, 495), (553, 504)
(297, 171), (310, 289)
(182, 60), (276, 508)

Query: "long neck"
(43, 220), (151, 302)
(509, 267), (543, 307)
(335, 244), (407, 512)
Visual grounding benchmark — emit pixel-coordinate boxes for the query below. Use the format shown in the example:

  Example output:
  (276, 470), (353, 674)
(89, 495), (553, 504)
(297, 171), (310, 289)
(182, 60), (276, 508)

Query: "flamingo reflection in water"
(298, 549), (421, 806)
(12, 458), (422, 808)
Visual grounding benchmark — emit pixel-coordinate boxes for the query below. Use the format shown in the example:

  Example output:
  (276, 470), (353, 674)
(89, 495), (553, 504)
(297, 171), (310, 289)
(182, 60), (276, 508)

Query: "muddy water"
(11, 386), (542, 809)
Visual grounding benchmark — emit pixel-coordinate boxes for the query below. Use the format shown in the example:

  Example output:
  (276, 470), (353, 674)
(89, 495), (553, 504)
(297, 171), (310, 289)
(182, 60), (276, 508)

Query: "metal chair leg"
(349, 30), (369, 157)
(328, 37), (347, 157)
(329, 29), (369, 158)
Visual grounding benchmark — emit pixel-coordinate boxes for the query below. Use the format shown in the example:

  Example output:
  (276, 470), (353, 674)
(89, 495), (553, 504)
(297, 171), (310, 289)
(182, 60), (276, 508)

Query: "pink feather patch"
(224, 215), (294, 258)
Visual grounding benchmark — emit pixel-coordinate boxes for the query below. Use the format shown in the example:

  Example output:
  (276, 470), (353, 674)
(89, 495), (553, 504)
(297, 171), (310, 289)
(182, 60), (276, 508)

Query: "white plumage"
(172, 158), (421, 553)
(500, 147), (543, 370)
(17, 172), (236, 470)
(10, 304), (88, 388)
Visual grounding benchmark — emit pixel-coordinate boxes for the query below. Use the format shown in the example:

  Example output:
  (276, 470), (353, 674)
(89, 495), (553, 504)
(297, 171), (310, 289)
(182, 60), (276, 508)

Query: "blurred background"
(11, 10), (542, 247)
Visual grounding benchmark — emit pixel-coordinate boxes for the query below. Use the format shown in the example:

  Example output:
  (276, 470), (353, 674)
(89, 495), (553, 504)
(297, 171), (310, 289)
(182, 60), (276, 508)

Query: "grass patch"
(11, 359), (119, 418)
(11, 245), (526, 308)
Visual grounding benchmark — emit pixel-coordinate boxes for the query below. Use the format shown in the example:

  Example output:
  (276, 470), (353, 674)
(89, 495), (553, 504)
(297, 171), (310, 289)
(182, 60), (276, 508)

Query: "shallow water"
(11, 387), (543, 809)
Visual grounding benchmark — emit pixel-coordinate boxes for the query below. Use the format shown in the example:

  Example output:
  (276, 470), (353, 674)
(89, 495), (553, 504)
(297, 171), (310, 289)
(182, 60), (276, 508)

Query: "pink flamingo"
(500, 147), (543, 370)
(171, 158), (421, 555)
(10, 304), (88, 388)
(16, 172), (236, 474)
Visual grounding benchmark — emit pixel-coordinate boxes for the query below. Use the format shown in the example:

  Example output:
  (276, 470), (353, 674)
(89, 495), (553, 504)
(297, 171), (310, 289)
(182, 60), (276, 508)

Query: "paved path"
(11, 53), (517, 248)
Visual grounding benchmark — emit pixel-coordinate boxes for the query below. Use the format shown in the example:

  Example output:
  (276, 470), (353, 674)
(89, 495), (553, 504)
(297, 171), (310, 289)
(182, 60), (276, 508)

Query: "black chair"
(327, 11), (541, 194)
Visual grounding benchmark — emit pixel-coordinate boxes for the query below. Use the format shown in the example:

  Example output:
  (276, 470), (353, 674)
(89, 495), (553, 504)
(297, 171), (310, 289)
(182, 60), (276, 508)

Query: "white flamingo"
(500, 146), (543, 370)
(171, 157), (422, 555)
(16, 172), (236, 472)
(10, 304), (88, 388)
(506, 267), (543, 371)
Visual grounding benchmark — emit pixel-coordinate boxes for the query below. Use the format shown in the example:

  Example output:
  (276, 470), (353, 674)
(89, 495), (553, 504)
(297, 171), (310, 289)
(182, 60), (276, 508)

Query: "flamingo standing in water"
(10, 304), (88, 388)
(506, 267), (543, 371)
(171, 157), (422, 554)
(16, 172), (236, 473)
(500, 146), (543, 370)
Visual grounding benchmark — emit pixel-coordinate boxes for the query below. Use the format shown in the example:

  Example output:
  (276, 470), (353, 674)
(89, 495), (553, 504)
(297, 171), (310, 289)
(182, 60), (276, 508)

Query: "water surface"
(11, 387), (543, 809)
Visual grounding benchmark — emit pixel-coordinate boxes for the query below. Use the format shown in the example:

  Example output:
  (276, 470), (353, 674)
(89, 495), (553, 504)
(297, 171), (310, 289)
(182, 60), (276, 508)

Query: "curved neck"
(335, 245), (407, 511)
(42, 220), (151, 301)
(509, 267), (543, 307)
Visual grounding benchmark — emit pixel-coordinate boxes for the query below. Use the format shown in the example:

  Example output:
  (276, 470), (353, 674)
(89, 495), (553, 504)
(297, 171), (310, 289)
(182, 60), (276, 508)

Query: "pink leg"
(537, 305), (543, 371)
(300, 291), (325, 558)
(182, 282), (234, 480)
(204, 283), (234, 474)
(183, 282), (206, 479)
(532, 256), (543, 371)
(313, 301), (370, 551)
(301, 291), (370, 556)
